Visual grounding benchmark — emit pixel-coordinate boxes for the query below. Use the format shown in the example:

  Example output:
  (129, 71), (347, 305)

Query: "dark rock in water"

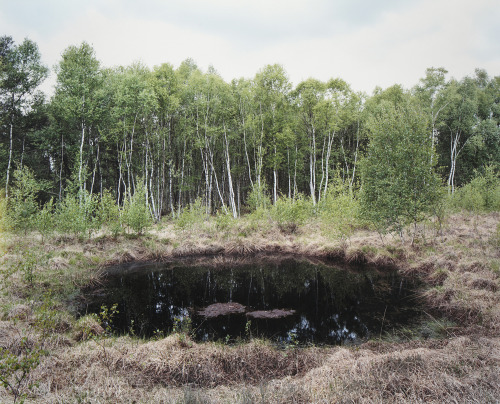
(246, 309), (296, 319)
(197, 302), (246, 318)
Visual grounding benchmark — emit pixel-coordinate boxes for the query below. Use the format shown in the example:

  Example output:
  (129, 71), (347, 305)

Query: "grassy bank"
(0, 211), (499, 403)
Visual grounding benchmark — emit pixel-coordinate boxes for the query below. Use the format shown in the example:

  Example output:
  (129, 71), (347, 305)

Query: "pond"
(80, 257), (422, 345)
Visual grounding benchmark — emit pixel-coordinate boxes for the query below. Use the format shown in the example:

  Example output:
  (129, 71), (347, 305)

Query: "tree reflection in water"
(81, 258), (421, 345)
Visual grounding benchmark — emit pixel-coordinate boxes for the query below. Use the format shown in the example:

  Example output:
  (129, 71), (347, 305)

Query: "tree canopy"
(1, 37), (498, 229)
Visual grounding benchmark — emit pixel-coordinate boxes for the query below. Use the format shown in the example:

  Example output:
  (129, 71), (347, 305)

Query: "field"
(1, 212), (499, 403)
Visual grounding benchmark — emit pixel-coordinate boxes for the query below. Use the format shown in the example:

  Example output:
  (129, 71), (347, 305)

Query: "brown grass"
(0, 212), (499, 403)
(2, 333), (498, 403)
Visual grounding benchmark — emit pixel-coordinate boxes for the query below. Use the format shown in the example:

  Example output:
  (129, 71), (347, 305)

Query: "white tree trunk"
(224, 124), (237, 218)
(5, 122), (13, 198)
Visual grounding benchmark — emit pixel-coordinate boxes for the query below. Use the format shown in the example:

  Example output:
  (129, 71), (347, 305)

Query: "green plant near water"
(0, 337), (45, 404)
(56, 190), (98, 239)
(359, 99), (441, 243)
(318, 175), (359, 242)
(123, 184), (152, 235)
(214, 208), (234, 232)
(7, 167), (48, 235)
(96, 189), (122, 238)
(175, 198), (206, 230)
(450, 165), (500, 213)
(270, 194), (313, 234)
(99, 303), (119, 335)
(244, 320), (252, 339)
(172, 316), (192, 335)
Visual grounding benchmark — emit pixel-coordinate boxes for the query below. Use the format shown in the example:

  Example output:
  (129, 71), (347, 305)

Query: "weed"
(0, 337), (45, 404)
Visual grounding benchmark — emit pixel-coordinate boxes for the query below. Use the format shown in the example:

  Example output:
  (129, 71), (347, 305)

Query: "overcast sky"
(1, 0), (499, 95)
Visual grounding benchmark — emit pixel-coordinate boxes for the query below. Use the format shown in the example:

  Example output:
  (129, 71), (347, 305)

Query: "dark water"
(80, 258), (422, 345)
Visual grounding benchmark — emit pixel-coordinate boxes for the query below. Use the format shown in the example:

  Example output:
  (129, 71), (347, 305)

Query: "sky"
(1, 0), (499, 95)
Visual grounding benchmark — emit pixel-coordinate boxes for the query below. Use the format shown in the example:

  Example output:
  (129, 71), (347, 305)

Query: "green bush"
(123, 184), (152, 235)
(35, 198), (55, 242)
(56, 191), (98, 239)
(214, 208), (234, 231)
(270, 194), (313, 234)
(451, 165), (500, 212)
(7, 167), (46, 235)
(246, 182), (271, 212)
(319, 179), (359, 241)
(175, 198), (207, 230)
(97, 190), (122, 237)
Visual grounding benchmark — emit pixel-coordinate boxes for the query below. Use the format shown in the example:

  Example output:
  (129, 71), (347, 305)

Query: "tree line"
(1, 36), (499, 224)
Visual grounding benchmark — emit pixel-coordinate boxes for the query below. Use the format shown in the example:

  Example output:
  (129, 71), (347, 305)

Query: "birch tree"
(51, 42), (102, 197)
(0, 36), (47, 197)
(360, 99), (441, 241)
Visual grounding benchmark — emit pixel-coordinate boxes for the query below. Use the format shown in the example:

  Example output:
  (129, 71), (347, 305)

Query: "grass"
(0, 211), (499, 402)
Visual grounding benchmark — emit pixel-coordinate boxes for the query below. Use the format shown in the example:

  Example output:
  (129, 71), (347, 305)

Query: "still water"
(81, 257), (421, 345)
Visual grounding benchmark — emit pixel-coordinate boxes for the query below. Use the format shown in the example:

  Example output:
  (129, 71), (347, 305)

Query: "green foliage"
(172, 315), (192, 336)
(16, 250), (38, 287)
(175, 198), (207, 230)
(56, 190), (98, 239)
(360, 100), (442, 239)
(0, 338), (45, 404)
(97, 190), (122, 237)
(7, 167), (46, 235)
(214, 209), (234, 231)
(123, 184), (151, 235)
(0, 193), (8, 233)
(246, 183), (271, 212)
(450, 165), (500, 212)
(270, 194), (313, 234)
(319, 176), (360, 241)
(99, 303), (119, 335)
(35, 198), (55, 242)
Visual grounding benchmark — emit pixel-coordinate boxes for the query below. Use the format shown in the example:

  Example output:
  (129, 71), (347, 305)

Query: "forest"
(1, 36), (499, 234)
(1, 36), (500, 404)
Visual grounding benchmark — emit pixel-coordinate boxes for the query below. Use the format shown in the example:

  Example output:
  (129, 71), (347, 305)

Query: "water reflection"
(81, 258), (421, 345)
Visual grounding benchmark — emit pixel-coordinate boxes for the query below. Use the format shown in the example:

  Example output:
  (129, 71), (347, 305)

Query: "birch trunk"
(5, 122), (13, 198)
(224, 123), (237, 218)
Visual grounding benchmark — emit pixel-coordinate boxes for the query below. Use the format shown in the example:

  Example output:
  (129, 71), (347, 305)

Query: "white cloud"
(1, 0), (499, 96)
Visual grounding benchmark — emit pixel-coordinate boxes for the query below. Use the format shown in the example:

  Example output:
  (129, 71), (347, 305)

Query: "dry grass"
(0, 212), (499, 403)
(2, 332), (498, 403)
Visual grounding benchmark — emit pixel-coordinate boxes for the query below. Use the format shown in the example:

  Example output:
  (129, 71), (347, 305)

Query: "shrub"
(319, 178), (359, 241)
(35, 198), (55, 242)
(246, 182), (271, 212)
(7, 167), (47, 235)
(450, 165), (500, 212)
(56, 190), (98, 239)
(175, 198), (207, 230)
(0, 337), (45, 404)
(270, 194), (313, 234)
(359, 100), (441, 240)
(215, 208), (234, 232)
(123, 184), (152, 235)
(96, 189), (122, 237)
